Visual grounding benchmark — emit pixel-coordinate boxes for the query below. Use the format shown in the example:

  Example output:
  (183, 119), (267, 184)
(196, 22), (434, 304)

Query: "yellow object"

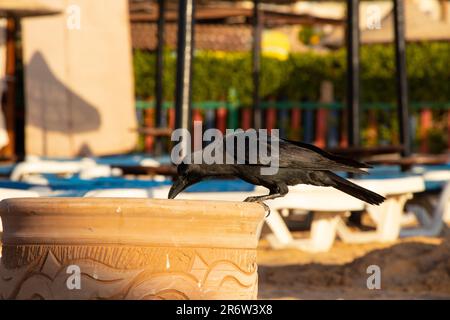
(310, 34), (321, 46)
(262, 31), (290, 60)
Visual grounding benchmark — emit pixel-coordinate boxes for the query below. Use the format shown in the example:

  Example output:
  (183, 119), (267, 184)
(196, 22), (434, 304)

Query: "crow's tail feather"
(325, 172), (385, 205)
(282, 139), (372, 173)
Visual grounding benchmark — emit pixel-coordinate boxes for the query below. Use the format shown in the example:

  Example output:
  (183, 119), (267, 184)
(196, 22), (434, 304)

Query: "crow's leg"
(244, 184), (288, 202)
(244, 185), (288, 217)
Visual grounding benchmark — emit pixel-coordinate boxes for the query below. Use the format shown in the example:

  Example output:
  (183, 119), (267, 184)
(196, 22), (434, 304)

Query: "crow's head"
(168, 163), (203, 199)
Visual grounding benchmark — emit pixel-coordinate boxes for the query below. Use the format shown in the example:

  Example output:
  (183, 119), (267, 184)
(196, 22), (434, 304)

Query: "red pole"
(168, 107), (176, 129)
(216, 107), (227, 134)
(290, 107), (301, 140)
(192, 108), (203, 124)
(266, 108), (276, 132)
(315, 108), (327, 148)
(420, 108), (432, 153)
(241, 108), (252, 130)
(367, 109), (378, 146)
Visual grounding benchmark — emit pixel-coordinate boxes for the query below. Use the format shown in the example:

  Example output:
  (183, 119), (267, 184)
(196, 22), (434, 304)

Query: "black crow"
(168, 132), (385, 205)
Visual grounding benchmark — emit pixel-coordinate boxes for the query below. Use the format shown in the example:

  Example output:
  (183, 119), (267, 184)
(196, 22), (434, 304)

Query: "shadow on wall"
(26, 52), (101, 156)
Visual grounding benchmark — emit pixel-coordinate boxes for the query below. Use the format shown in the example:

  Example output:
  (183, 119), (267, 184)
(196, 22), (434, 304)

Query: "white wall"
(22, 0), (137, 157)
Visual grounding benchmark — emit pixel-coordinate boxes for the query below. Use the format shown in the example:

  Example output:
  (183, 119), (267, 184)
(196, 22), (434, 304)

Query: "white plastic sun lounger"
(10, 157), (122, 182)
(400, 170), (450, 237)
(258, 176), (425, 251)
(148, 186), (260, 202)
(83, 186), (259, 202)
(83, 188), (153, 198)
(336, 176), (425, 243)
(262, 185), (366, 252)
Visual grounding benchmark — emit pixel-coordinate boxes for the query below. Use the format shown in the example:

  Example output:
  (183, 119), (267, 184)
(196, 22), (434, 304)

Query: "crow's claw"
(244, 196), (260, 202)
(244, 197), (271, 217)
(260, 202), (271, 217)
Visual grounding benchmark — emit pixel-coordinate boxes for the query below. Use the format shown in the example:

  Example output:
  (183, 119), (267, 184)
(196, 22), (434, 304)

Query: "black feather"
(281, 138), (372, 170)
(324, 171), (385, 205)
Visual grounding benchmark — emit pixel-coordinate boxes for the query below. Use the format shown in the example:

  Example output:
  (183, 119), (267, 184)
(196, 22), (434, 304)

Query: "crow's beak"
(168, 176), (188, 199)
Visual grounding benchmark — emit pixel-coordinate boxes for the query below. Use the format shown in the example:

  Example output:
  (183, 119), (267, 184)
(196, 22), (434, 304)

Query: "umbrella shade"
(0, 0), (61, 18)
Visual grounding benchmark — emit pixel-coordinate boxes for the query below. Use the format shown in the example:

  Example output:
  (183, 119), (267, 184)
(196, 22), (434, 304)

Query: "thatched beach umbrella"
(0, 0), (61, 18)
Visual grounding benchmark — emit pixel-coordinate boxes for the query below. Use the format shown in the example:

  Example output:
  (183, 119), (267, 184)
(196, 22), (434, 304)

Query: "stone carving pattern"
(0, 245), (258, 300)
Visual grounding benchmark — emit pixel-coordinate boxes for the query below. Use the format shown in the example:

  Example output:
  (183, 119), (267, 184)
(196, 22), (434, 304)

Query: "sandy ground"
(257, 228), (450, 300)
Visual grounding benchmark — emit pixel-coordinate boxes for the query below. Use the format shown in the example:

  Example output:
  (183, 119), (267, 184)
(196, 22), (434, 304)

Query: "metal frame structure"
(153, 0), (167, 154)
(154, 0), (411, 156)
(345, 0), (410, 155)
(346, 0), (360, 148)
(393, 0), (411, 156)
(174, 0), (195, 156)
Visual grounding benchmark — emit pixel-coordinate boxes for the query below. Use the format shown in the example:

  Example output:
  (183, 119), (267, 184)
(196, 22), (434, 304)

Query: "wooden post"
(290, 107), (301, 141)
(420, 108), (432, 153)
(192, 108), (203, 150)
(2, 18), (17, 160)
(168, 107), (176, 130)
(192, 108), (203, 124)
(241, 108), (252, 130)
(315, 109), (327, 148)
(315, 81), (333, 148)
(367, 109), (378, 146)
(216, 107), (227, 134)
(266, 98), (277, 133)
(266, 108), (276, 132)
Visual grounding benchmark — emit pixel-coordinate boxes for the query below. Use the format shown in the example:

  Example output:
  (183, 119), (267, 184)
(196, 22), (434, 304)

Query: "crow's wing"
(221, 132), (369, 173)
(276, 138), (370, 173)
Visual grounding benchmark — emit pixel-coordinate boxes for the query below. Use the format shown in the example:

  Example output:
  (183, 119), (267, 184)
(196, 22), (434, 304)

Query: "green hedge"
(133, 42), (450, 106)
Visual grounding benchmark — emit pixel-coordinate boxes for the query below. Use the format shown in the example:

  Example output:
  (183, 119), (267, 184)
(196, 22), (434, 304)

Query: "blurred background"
(0, 0), (450, 300)
(0, 0), (448, 161)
